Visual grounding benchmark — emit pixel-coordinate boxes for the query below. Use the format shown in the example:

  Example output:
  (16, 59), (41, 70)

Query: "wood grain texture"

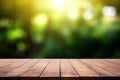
(0, 59), (30, 76)
(0, 59), (20, 68)
(20, 59), (50, 77)
(108, 59), (120, 64)
(61, 59), (79, 80)
(1, 59), (39, 77)
(97, 59), (120, 70)
(98, 59), (120, 76)
(70, 59), (99, 77)
(80, 59), (116, 77)
(40, 59), (60, 80)
(89, 59), (120, 76)
(0, 59), (119, 80)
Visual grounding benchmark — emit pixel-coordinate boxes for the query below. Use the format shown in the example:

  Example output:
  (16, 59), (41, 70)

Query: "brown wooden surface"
(0, 59), (120, 80)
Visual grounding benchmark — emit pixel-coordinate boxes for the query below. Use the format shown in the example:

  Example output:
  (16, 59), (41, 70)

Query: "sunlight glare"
(66, 0), (79, 21)
(51, 0), (65, 10)
(67, 9), (79, 20)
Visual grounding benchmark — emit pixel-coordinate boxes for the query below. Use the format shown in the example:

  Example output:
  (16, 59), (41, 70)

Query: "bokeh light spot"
(7, 29), (24, 41)
(83, 10), (93, 20)
(32, 14), (48, 28)
(103, 6), (116, 17)
(0, 18), (11, 27)
(67, 9), (79, 20)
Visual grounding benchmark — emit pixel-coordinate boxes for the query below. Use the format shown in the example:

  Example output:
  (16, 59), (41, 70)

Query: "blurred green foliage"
(0, 0), (120, 58)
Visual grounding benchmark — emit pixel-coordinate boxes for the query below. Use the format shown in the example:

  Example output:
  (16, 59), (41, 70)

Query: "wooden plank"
(80, 59), (116, 77)
(40, 59), (60, 80)
(89, 59), (120, 76)
(96, 59), (120, 69)
(20, 59), (50, 77)
(70, 59), (99, 77)
(0, 59), (30, 76)
(107, 59), (120, 63)
(0, 59), (20, 68)
(61, 59), (79, 80)
(1, 59), (39, 77)
(106, 59), (120, 64)
(101, 59), (120, 69)
(96, 59), (120, 76)
(0, 59), (119, 80)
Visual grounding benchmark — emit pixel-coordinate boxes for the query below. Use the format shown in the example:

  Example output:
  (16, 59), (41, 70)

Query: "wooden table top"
(0, 59), (120, 80)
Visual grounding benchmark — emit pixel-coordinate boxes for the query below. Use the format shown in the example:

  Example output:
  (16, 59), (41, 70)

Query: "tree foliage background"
(0, 0), (120, 58)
